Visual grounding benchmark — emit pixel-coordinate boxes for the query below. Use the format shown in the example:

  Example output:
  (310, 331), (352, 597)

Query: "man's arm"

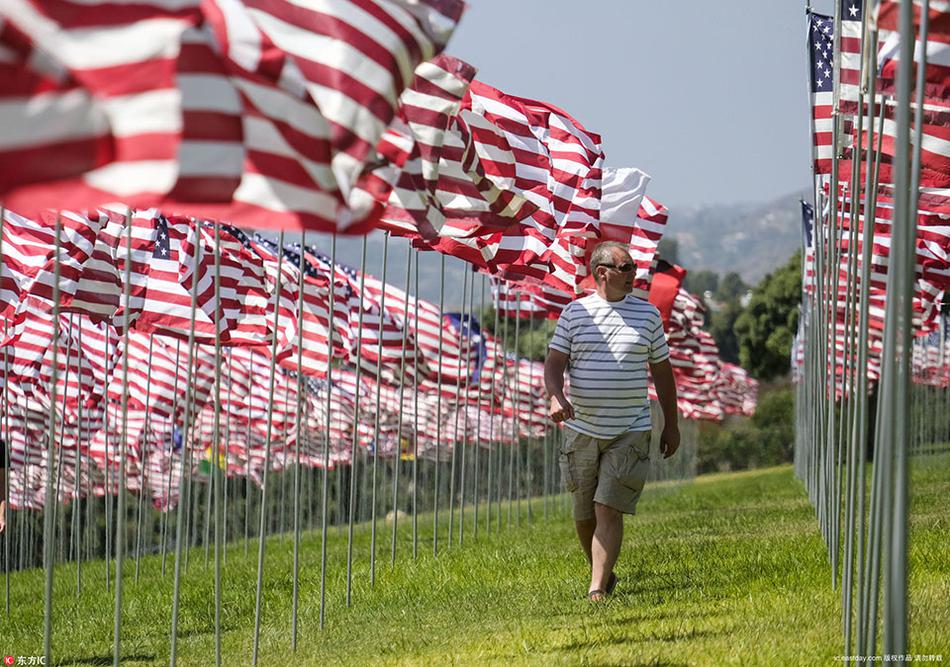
(544, 348), (574, 423)
(649, 358), (680, 458)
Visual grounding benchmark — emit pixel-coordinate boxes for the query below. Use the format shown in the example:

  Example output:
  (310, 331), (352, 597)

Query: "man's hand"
(549, 395), (574, 423)
(660, 423), (681, 459)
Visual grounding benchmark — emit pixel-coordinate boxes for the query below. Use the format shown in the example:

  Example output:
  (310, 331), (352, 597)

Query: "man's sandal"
(587, 589), (607, 602)
(606, 572), (618, 595)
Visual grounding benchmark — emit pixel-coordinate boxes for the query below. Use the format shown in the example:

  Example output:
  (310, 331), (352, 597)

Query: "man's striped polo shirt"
(548, 293), (669, 439)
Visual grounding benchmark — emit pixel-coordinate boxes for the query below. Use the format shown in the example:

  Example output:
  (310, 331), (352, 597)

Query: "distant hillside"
(663, 188), (810, 284)
(279, 187), (810, 307)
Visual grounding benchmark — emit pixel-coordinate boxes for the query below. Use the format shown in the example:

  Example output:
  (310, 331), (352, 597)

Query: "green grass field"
(2, 454), (948, 666)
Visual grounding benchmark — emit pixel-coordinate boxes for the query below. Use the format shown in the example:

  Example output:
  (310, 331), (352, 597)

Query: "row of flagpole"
(0, 214), (703, 666)
(796, 0), (950, 659)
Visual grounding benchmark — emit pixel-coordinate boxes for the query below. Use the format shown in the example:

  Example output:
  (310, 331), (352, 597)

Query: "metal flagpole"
(855, 87), (885, 656)
(525, 361), (535, 521)
(211, 223), (224, 667)
(319, 234), (337, 629)
(73, 317), (84, 594)
(826, 0), (846, 586)
(433, 253), (446, 556)
(134, 334), (155, 582)
(104, 326), (113, 593)
(460, 271), (477, 545)
(42, 216), (63, 665)
(473, 274), (486, 540)
(52, 317), (74, 568)
(412, 248), (420, 559)
(497, 304), (509, 533)
(3, 329), (13, 604)
(291, 231), (307, 650)
(161, 339), (182, 578)
(244, 352), (254, 557)
(839, 4), (870, 644)
(251, 230), (286, 665)
(486, 287), (501, 535)
(169, 219), (205, 667)
(844, 7), (876, 653)
(0, 207), (10, 614)
(222, 350), (233, 568)
(449, 268), (468, 545)
(510, 301), (522, 528)
(346, 235), (368, 605)
(391, 242), (412, 565)
(370, 232), (390, 584)
(885, 0), (924, 652)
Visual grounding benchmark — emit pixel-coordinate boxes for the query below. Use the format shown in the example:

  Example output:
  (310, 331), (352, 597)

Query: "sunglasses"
(598, 262), (635, 273)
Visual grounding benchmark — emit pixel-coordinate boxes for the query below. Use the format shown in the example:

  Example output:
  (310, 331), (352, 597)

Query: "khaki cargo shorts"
(558, 428), (651, 521)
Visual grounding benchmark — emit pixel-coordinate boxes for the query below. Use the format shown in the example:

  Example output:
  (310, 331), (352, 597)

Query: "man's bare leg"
(575, 518), (596, 565)
(589, 502), (622, 596)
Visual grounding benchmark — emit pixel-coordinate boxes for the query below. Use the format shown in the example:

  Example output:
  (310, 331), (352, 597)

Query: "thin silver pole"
(42, 216), (63, 665)
(473, 273), (486, 540)
(497, 306), (509, 533)
(370, 232), (389, 584)
(449, 268), (469, 545)
(857, 88), (886, 657)
(319, 234), (337, 629)
(391, 242), (412, 565)
(252, 229), (286, 666)
(134, 334), (155, 582)
(0, 208), (10, 614)
(73, 318), (83, 594)
(346, 235), (369, 605)
(885, 0), (924, 652)
(459, 270), (476, 545)
(486, 289), (501, 535)
(509, 302), (522, 528)
(291, 230), (307, 650)
(412, 249), (420, 559)
(212, 223), (224, 667)
(161, 339), (182, 578)
(169, 219), (205, 667)
(433, 254), (446, 556)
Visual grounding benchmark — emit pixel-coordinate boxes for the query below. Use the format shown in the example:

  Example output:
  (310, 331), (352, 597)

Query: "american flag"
(0, 0), (465, 234)
(1, 209), (59, 320)
(809, 11), (836, 174)
(839, 0), (865, 115)
(801, 200), (817, 294)
(871, 2), (950, 193)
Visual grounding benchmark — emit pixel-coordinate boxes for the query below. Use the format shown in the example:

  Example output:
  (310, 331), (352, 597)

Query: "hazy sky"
(448, 1), (834, 209)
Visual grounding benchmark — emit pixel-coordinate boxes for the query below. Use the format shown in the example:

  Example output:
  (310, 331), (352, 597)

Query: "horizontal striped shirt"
(549, 293), (669, 438)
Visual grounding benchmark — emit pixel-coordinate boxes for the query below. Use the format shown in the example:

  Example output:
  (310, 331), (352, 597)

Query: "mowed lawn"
(2, 454), (948, 666)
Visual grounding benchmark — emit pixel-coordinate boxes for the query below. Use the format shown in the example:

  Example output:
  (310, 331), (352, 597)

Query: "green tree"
(683, 269), (719, 296)
(657, 238), (680, 265)
(479, 306), (556, 361)
(734, 251), (802, 381)
(715, 271), (748, 302)
(708, 300), (742, 364)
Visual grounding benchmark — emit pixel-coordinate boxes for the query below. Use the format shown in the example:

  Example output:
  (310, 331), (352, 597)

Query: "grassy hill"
(2, 454), (948, 665)
(665, 188), (810, 284)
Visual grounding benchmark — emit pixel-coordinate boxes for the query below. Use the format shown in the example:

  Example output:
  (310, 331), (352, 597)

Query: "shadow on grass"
(608, 607), (720, 625)
(555, 627), (725, 653)
(66, 653), (156, 666)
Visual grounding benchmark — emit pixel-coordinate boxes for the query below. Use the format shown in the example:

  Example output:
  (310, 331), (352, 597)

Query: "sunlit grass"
(1, 455), (948, 665)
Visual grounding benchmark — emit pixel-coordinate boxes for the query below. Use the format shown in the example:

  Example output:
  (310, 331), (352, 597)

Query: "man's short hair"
(589, 241), (631, 284)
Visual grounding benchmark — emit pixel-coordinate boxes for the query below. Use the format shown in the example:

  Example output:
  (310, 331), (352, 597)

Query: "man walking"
(544, 241), (680, 601)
